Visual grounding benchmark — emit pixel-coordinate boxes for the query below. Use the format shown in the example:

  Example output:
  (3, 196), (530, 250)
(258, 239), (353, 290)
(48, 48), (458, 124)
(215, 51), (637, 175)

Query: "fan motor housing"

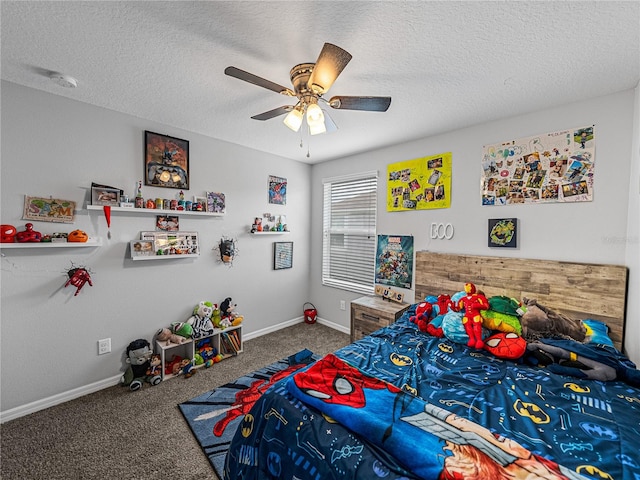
(289, 63), (315, 96)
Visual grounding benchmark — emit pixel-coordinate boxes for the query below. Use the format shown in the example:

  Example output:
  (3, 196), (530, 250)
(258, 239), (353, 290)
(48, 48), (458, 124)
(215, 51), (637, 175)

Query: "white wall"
(310, 89), (638, 365)
(0, 81), (311, 415)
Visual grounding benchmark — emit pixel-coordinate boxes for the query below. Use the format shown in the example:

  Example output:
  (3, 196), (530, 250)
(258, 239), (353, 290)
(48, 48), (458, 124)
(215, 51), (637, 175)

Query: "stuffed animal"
(410, 301), (433, 332)
(187, 301), (216, 338)
(156, 327), (189, 346)
(121, 339), (162, 391)
(146, 354), (162, 378)
(484, 332), (526, 360)
(220, 297), (243, 327)
(457, 283), (490, 349)
(520, 297), (586, 342)
(171, 322), (193, 339)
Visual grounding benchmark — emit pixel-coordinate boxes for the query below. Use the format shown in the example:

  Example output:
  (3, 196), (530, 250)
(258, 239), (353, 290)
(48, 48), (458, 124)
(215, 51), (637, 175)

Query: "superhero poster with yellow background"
(387, 152), (452, 211)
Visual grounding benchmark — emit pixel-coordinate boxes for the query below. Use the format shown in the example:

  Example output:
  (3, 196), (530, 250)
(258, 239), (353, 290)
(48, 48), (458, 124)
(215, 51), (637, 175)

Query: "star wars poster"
(375, 235), (413, 289)
(387, 152), (452, 211)
(481, 125), (595, 205)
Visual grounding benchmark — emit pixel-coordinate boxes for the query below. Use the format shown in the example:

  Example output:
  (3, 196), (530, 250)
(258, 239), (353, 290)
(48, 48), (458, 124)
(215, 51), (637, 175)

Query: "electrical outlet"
(98, 338), (111, 355)
(340, 300), (346, 311)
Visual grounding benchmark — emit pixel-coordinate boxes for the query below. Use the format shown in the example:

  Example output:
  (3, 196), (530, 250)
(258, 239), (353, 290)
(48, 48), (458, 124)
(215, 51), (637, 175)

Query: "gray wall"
(1, 81), (311, 414)
(2, 81), (638, 419)
(310, 88), (639, 365)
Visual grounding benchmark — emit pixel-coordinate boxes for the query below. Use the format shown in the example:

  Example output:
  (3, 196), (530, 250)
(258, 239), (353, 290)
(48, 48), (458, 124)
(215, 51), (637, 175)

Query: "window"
(322, 171), (377, 294)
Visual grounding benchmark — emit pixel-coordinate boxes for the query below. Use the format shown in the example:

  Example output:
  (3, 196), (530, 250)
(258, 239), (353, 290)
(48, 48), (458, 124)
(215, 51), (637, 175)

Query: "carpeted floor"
(0, 322), (349, 480)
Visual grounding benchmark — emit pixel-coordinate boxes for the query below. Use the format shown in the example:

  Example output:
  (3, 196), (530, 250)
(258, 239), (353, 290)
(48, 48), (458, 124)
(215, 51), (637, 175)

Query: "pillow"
(582, 319), (614, 347)
(480, 309), (522, 334)
(441, 310), (489, 345)
(484, 332), (526, 360)
(487, 296), (523, 316)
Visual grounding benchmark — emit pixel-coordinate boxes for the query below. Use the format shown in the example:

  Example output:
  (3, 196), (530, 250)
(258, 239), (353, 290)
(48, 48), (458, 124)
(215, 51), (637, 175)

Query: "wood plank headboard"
(415, 252), (628, 351)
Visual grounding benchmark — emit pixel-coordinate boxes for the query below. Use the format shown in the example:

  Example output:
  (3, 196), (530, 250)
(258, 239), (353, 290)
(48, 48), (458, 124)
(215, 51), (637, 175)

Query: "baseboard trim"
(1, 316), (350, 423)
(1, 374), (123, 424)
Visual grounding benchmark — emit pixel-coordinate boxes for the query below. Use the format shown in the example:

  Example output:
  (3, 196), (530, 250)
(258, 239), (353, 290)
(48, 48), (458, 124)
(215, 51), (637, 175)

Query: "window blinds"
(322, 171), (377, 294)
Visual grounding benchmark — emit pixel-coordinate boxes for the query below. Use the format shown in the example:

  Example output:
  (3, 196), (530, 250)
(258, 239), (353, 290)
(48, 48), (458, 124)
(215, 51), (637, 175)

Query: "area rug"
(179, 349), (317, 479)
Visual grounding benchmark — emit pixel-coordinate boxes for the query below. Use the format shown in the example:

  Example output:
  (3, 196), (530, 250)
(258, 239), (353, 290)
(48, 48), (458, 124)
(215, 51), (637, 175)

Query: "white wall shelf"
(131, 253), (199, 261)
(250, 231), (290, 235)
(87, 204), (223, 217)
(0, 238), (102, 249)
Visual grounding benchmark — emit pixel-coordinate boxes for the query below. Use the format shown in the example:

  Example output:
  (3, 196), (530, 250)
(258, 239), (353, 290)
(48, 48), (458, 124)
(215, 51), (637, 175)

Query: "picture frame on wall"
(91, 186), (121, 207)
(144, 131), (189, 189)
(274, 241), (293, 270)
(488, 218), (518, 248)
(268, 175), (287, 205)
(23, 196), (76, 223)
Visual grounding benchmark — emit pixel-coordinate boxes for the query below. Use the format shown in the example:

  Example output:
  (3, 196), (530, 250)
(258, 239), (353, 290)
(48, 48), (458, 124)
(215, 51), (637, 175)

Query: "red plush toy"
(458, 283), (489, 349)
(410, 302), (433, 332)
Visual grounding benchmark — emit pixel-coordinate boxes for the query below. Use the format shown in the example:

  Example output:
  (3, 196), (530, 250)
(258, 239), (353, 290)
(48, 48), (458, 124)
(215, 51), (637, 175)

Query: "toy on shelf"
(156, 327), (189, 346)
(1, 225), (17, 243)
(457, 282), (489, 349)
(187, 301), (216, 338)
(196, 338), (218, 368)
(171, 322), (193, 339)
(220, 297), (243, 327)
(64, 265), (93, 296)
(16, 223), (42, 243)
(68, 229), (89, 243)
(121, 339), (161, 391)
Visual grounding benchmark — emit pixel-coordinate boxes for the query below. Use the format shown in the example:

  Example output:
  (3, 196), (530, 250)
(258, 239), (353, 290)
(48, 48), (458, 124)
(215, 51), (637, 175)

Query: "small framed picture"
(268, 175), (287, 205)
(156, 215), (179, 232)
(193, 196), (207, 211)
(274, 241), (293, 270)
(144, 131), (189, 189)
(206, 192), (226, 213)
(130, 240), (155, 257)
(488, 218), (518, 248)
(91, 187), (120, 206)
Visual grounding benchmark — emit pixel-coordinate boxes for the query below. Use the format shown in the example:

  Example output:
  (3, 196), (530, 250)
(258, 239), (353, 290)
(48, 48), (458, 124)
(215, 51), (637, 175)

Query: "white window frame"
(322, 171), (378, 295)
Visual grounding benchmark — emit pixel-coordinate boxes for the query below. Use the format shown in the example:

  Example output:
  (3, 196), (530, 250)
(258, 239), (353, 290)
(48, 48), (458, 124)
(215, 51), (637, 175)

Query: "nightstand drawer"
(350, 296), (409, 342)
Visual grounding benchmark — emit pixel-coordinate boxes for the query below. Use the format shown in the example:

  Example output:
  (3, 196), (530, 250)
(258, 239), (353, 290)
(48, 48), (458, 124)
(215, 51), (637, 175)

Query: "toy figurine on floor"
(121, 339), (162, 391)
(458, 282), (489, 349)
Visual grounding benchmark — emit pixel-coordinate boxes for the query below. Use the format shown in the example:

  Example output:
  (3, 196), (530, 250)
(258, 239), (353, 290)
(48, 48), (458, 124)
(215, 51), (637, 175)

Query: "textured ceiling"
(2, 1), (639, 164)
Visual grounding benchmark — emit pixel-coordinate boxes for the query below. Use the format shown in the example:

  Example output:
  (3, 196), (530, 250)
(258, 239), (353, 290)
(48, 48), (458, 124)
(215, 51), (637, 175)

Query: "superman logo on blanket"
(287, 354), (585, 480)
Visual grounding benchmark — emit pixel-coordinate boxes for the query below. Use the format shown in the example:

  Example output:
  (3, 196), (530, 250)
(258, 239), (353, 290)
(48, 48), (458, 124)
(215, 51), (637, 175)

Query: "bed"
(224, 252), (639, 480)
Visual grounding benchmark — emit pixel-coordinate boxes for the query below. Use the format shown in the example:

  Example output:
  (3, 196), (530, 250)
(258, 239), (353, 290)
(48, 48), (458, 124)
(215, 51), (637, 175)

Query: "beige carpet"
(1, 322), (350, 480)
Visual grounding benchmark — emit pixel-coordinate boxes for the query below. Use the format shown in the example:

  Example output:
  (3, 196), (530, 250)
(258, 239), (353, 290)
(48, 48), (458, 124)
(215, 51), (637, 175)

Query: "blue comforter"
(225, 312), (640, 480)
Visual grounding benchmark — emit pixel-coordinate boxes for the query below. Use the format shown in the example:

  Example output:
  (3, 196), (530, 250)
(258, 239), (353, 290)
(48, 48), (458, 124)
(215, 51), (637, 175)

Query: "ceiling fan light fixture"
(283, 106), (303, 132)
(308, 120), (327, 136)
(306, 103), (324, 126)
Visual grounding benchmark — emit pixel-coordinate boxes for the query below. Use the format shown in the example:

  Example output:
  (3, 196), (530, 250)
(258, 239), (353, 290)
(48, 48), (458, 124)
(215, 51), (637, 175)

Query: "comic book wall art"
(375, 235), (414, 289)
(482, 126), (594, 205)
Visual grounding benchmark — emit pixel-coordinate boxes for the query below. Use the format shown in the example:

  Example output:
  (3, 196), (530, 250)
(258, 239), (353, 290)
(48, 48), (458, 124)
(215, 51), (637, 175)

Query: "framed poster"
(268, 175), (287, 205)
(488, 218), (518, 248)
(206, 192), (226, 213)
(375, 235), (414, 289)
(274, 241), (293, 270)
(23, 196), (76, 223)
(144, 131), (189, 189)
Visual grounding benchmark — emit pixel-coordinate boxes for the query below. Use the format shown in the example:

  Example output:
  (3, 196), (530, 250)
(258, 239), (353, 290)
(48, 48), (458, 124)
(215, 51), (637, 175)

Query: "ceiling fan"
(224, 43), (391, 135)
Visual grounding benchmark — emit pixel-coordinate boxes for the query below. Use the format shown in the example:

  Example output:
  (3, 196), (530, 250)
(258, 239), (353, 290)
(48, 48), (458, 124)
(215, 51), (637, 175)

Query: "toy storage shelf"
(250, 231), (290, 235)
(155, 325), (243, 381)
(0, 238), (102, 249)
(87, 204), (223, 217)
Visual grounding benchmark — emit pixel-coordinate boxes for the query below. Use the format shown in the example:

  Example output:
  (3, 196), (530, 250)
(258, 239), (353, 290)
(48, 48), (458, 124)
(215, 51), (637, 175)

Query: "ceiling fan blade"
(251, 105), (294, 121)
(322, 108), (338, 133)
(329, 96), (391, 112)
(225, 66), (295, 96)
(307, 43), (352, 95)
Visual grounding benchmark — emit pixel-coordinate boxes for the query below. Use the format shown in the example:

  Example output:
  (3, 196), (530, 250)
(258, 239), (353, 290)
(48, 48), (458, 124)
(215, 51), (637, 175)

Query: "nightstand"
(350, 296), (409, 342)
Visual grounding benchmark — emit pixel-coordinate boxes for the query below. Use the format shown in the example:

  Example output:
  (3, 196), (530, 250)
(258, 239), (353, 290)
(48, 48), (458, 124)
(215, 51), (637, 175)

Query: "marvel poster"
(375, 235), (414, 289)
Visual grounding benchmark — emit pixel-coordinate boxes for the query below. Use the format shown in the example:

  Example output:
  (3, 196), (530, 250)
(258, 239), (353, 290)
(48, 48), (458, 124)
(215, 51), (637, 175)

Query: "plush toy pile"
(410, 282), (638, 385)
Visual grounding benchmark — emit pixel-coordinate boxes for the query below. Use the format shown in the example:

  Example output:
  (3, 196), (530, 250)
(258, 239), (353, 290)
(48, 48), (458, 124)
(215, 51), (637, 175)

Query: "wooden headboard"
(415, 252), (628, 351)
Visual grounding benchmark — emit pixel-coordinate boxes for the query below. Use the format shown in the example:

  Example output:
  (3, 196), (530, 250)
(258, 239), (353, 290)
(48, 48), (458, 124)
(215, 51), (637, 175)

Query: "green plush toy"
(171, 321), (193, 338)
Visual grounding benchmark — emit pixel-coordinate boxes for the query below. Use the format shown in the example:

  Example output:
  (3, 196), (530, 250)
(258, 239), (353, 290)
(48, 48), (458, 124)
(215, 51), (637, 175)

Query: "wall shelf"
(87, 205), (223, 217)
(250, 231), (290, 235)
(0, 238), (102, 249)
(131, 253), (199, 261)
